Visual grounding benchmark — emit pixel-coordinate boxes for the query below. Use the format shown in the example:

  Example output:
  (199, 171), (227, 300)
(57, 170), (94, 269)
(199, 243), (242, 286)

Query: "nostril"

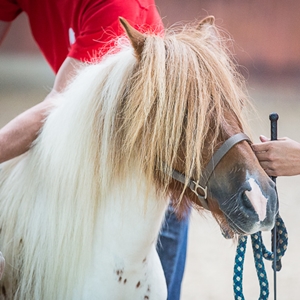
(240, 191), (254, 210)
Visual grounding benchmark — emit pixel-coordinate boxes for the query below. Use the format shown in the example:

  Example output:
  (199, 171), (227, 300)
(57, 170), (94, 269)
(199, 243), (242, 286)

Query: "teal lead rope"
(233, 215), (288, 300)
(233, 113), (289, 299)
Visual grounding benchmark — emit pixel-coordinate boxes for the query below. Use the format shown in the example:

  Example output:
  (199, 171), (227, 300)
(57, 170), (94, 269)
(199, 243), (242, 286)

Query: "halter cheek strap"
(170, 133), (251, 210)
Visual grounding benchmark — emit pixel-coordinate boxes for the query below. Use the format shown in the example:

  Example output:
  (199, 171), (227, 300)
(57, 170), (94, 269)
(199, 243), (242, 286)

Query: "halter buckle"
(191, 180), (208, 200)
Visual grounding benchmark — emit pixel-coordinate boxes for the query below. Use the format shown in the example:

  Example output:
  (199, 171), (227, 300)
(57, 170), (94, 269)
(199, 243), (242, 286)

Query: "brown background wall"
(1, 0), (300, 77)
(155, 0), (300, 77)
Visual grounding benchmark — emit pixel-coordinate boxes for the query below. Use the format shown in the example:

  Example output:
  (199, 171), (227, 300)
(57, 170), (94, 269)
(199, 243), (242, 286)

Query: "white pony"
(0, 17), (277, 299)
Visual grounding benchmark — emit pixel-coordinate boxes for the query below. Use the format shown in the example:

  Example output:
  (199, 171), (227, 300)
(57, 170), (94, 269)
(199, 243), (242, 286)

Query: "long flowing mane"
(0, 20), (251, 299)
(110, 24), (250, 205)
(104, 23), (249, 194)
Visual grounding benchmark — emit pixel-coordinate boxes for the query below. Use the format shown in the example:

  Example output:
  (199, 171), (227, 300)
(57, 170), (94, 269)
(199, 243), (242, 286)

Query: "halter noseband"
(169, 133), (251, 210)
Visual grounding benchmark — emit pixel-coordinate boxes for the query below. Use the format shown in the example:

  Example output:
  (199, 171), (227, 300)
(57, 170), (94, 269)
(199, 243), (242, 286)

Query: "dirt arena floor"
(1, 55), (300, 299)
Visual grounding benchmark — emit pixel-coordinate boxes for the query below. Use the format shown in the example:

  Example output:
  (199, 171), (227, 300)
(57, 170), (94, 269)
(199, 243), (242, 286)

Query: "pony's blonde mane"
(0, 21), (250, 299)
(109, 24), (250, 197)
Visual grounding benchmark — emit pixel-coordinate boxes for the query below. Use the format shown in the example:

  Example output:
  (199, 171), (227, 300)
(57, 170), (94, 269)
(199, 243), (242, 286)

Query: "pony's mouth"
(223, 216), (247, 237)
(216, 193), (252, 237)
(215, 180), (277, 236)
(215, 211), (246, 239)
(221, 195), (274, 237)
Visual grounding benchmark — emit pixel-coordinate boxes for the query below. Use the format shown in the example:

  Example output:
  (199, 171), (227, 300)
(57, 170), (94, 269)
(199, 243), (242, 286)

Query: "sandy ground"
(1, 55), (300, 299)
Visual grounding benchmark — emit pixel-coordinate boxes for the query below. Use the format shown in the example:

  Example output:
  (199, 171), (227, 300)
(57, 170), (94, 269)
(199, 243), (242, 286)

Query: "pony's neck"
(78, 167), (169, 299)
(97, 167), (168, 256)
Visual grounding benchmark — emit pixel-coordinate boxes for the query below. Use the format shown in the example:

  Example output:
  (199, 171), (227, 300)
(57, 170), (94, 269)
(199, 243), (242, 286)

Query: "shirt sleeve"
(68, 0), (163, 62)
(0, 0), (22, 22)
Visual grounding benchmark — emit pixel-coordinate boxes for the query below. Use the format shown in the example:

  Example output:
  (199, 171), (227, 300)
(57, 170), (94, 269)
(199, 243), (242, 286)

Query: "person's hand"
(252, 135), (300, 176)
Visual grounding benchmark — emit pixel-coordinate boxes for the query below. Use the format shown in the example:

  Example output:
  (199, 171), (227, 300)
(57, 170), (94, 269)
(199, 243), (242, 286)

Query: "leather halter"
(169, 133), (251, 210)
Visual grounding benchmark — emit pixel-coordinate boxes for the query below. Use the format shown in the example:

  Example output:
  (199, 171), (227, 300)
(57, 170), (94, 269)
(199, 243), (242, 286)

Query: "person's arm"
(0, 57), (82, 163)
(252, 135), (300, 176)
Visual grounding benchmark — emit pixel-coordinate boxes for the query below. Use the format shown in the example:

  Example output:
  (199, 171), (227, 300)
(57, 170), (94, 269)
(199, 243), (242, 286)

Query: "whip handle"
(269, 113), (279, 300)
(270, 113), (279, 141)
(269, 113), (279, 182)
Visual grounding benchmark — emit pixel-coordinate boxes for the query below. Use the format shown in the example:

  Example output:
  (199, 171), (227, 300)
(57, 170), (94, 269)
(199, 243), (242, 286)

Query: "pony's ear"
(196, 16), (218, 44)
(197, 16), (215, 29)
(119, 17), (146, 60)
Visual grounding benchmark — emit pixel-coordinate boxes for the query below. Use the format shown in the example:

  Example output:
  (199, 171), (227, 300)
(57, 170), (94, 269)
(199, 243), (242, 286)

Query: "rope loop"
(261, 215), (288, 271)
(233, 215), (288, 300)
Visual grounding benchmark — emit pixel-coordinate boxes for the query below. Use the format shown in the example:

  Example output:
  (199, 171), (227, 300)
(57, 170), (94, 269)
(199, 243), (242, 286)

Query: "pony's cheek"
(207, 169), (245, 203)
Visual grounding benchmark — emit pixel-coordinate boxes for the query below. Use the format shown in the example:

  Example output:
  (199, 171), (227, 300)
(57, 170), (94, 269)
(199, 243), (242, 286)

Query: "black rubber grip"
(269, 113), (279, 141)
(269, 113), (279, 182)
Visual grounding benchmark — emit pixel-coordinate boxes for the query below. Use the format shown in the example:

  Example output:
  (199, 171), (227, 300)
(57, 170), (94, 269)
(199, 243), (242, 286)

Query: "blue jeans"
(157, 204), (190, 300)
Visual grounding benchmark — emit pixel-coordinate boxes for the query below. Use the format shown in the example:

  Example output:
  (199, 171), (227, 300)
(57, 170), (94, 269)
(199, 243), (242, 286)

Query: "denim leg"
(157, 204), (190, 300)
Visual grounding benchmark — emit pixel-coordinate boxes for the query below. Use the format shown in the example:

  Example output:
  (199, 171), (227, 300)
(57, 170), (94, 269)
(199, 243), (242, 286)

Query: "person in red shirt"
(0, 1), (189, 299)
(0, 0), (163, 162)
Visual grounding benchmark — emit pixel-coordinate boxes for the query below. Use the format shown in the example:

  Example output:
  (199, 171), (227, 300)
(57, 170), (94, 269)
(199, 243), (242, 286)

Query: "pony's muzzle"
(222, 178), (278, 235)
(236, 178), (278, 233)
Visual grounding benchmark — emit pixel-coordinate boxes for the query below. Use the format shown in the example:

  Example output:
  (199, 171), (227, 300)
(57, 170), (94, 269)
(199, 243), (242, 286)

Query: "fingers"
(251, 142), (269, 153)
(261, 166), (277, 177)
(252, 135), (271, 152)
(251, 136), (300, 176)
(251, 135), (274, 176)
(253, 150), (276, 176)
(259, 135), (270, 142)
(253, 150), (270, 161)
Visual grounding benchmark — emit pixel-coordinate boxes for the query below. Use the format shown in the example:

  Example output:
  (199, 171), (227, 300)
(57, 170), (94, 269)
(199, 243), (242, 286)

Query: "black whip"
(269, 112), (279, 300)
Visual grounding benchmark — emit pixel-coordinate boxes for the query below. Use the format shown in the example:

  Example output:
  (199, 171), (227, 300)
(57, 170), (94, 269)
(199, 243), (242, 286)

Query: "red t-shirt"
(0, 0), (163, 73)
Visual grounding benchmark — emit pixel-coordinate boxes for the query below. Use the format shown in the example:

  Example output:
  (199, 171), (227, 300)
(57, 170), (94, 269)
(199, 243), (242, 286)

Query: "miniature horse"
(0, 17), (277, 299)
